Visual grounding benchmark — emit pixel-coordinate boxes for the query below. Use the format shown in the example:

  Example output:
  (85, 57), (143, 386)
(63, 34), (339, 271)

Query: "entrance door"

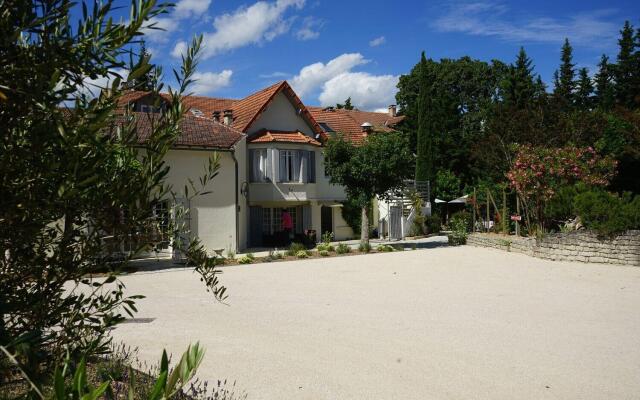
(321, 206), (333, 237)
(249, 206), (263, 247)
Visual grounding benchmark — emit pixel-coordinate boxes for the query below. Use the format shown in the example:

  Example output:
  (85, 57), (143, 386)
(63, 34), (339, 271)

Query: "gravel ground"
(112, 237), (640, 400)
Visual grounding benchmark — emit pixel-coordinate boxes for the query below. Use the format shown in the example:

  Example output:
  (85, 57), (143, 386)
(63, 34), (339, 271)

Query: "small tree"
(324, 132), (413, 246)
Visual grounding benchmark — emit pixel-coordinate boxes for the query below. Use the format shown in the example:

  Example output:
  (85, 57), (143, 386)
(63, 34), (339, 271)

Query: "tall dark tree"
(595, 54), (615, 109)
(576, 67), (594, 109)
(129, 42), (157, 91)
(502, 47), (535, 108)
(415, 51), (433, 183)
(615, 21), (637, 108)
(533, 75), (547, 100)
(554, 38), (576, 105)
(336, 97), (354, 110)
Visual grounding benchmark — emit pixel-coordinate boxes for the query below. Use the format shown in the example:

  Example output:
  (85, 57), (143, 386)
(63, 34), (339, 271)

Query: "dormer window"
(139, 104), (160, 113)
(190, 108), (204, 117)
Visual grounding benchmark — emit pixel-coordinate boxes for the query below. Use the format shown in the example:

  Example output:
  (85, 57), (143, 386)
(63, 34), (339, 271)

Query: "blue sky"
(121, 0), (638, 110)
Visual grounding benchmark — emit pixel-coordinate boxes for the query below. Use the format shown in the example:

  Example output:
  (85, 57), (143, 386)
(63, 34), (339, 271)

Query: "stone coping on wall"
(467, 231), (640, 266)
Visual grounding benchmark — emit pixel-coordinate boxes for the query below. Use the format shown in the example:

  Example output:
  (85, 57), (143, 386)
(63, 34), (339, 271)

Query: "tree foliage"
(335, 97), (354, 110)
(0, 0), (227, 389)
(324, 132), (413, 244)
(395, 19), (640, 216)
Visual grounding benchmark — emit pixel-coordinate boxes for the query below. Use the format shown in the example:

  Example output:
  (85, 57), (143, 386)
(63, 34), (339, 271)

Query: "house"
(117, 81), (403, 255)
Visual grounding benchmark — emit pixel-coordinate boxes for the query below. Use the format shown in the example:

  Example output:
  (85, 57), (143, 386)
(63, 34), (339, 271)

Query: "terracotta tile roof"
(248, 130), (321, 146)
(117, 91), (237, 115)
(230, 81), (283, 132)
(111, 112), (244, 149)
(116, 83), (325, 138)
(115, 84), (401, 146)
(307, 107), (404, 144)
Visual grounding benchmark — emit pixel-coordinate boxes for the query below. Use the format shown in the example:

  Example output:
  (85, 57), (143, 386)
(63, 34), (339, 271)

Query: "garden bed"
(224, 242), (406, 266)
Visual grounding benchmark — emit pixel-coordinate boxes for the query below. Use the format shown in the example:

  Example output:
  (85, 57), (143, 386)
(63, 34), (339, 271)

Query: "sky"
(101, 0), (639, 111)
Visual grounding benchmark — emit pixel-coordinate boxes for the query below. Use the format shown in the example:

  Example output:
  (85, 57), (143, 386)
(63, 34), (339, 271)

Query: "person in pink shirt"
(281, 209), (293, 244)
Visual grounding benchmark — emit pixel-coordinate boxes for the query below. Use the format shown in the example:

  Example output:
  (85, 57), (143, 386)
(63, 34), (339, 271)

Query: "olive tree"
(324, 132), (413, 246)
(0, 0), (226, 386)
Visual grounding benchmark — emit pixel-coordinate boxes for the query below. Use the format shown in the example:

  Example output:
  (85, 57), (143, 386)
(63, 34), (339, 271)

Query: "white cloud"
(369, 36), (386, 47)
(318, 72), (399, 111)
(171, 41), (189, 58)
(296, 16), (323, 40)
(432, 2), (619, 47)
(174, 0), (306, 59)
(143, 0), (213, 43)
(174, 0), (212, 19)
(190, 70), (233, 95)
(290, 53), (368, 98)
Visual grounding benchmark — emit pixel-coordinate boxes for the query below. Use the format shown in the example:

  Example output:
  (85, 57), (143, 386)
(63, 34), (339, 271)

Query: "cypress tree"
(595, 54), (615, 110)
(554, 38), (576, 105)
(615, 21), (635, 107)
(575, 67), (594, 110)
(415, 52), (433, 183)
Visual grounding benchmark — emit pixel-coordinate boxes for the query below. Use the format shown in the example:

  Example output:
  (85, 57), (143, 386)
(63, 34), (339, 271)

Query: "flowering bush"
(507, 145), (617, 230)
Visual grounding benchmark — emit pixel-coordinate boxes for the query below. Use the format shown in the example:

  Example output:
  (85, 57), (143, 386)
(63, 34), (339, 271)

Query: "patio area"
(112, 239), (640, 399)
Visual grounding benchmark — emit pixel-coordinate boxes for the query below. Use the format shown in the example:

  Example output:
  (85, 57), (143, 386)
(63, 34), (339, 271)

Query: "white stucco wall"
(163, 148), (241, 254)
(247, 92), (315, 136)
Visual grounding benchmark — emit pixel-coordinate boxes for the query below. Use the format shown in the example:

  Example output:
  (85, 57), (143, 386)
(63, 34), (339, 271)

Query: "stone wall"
(467, 231), (640, 266)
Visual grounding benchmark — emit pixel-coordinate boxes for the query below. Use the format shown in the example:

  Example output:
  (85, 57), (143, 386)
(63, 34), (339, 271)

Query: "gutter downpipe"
(230, 145), (240, 252)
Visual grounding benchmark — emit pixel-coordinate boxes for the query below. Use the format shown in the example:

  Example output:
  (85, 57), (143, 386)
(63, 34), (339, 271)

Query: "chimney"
(388, 104), (396, 117)
(212, 111), (221, 123)
(223, 109), (233, 125)
(361, 122), (373, 136)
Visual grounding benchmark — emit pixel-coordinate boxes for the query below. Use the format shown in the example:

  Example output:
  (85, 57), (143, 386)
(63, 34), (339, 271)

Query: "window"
(139, 104), (160, 113)
(279, 150), (299, 182)
(261, 207), (298, 235)
(152, 200), (170, 249)
(278, 150), (315, 183)
(250, 149), (269, 182)
(318, 122), (334, 133)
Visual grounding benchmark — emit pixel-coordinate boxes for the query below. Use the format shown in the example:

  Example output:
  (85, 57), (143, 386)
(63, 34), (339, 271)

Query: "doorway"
(321, 206), (333, 238)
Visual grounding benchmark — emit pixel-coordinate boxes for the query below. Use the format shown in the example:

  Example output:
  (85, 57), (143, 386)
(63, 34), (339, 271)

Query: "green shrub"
(316, 243), (335, 252)
(296, 250), (310, 258)
(376, 244), (395, 252)
(336, 243), (351, 254)
(358, 242), (372, 253)
(447, 232), (467, 245)
(573, 189), (640, 236)
(264, 250), (284, 262)
(425, 214), (441, 234)
(449, 211), (471, 233)
(321, 231), (334, 244)
(447, 211), (470, 246)
(238, 253), (254, 264)
(319, 250), (330, 257)
(286, 242), (306, 256)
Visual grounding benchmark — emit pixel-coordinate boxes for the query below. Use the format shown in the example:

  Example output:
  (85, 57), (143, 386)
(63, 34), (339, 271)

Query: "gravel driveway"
(112, 238), (640, 400)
